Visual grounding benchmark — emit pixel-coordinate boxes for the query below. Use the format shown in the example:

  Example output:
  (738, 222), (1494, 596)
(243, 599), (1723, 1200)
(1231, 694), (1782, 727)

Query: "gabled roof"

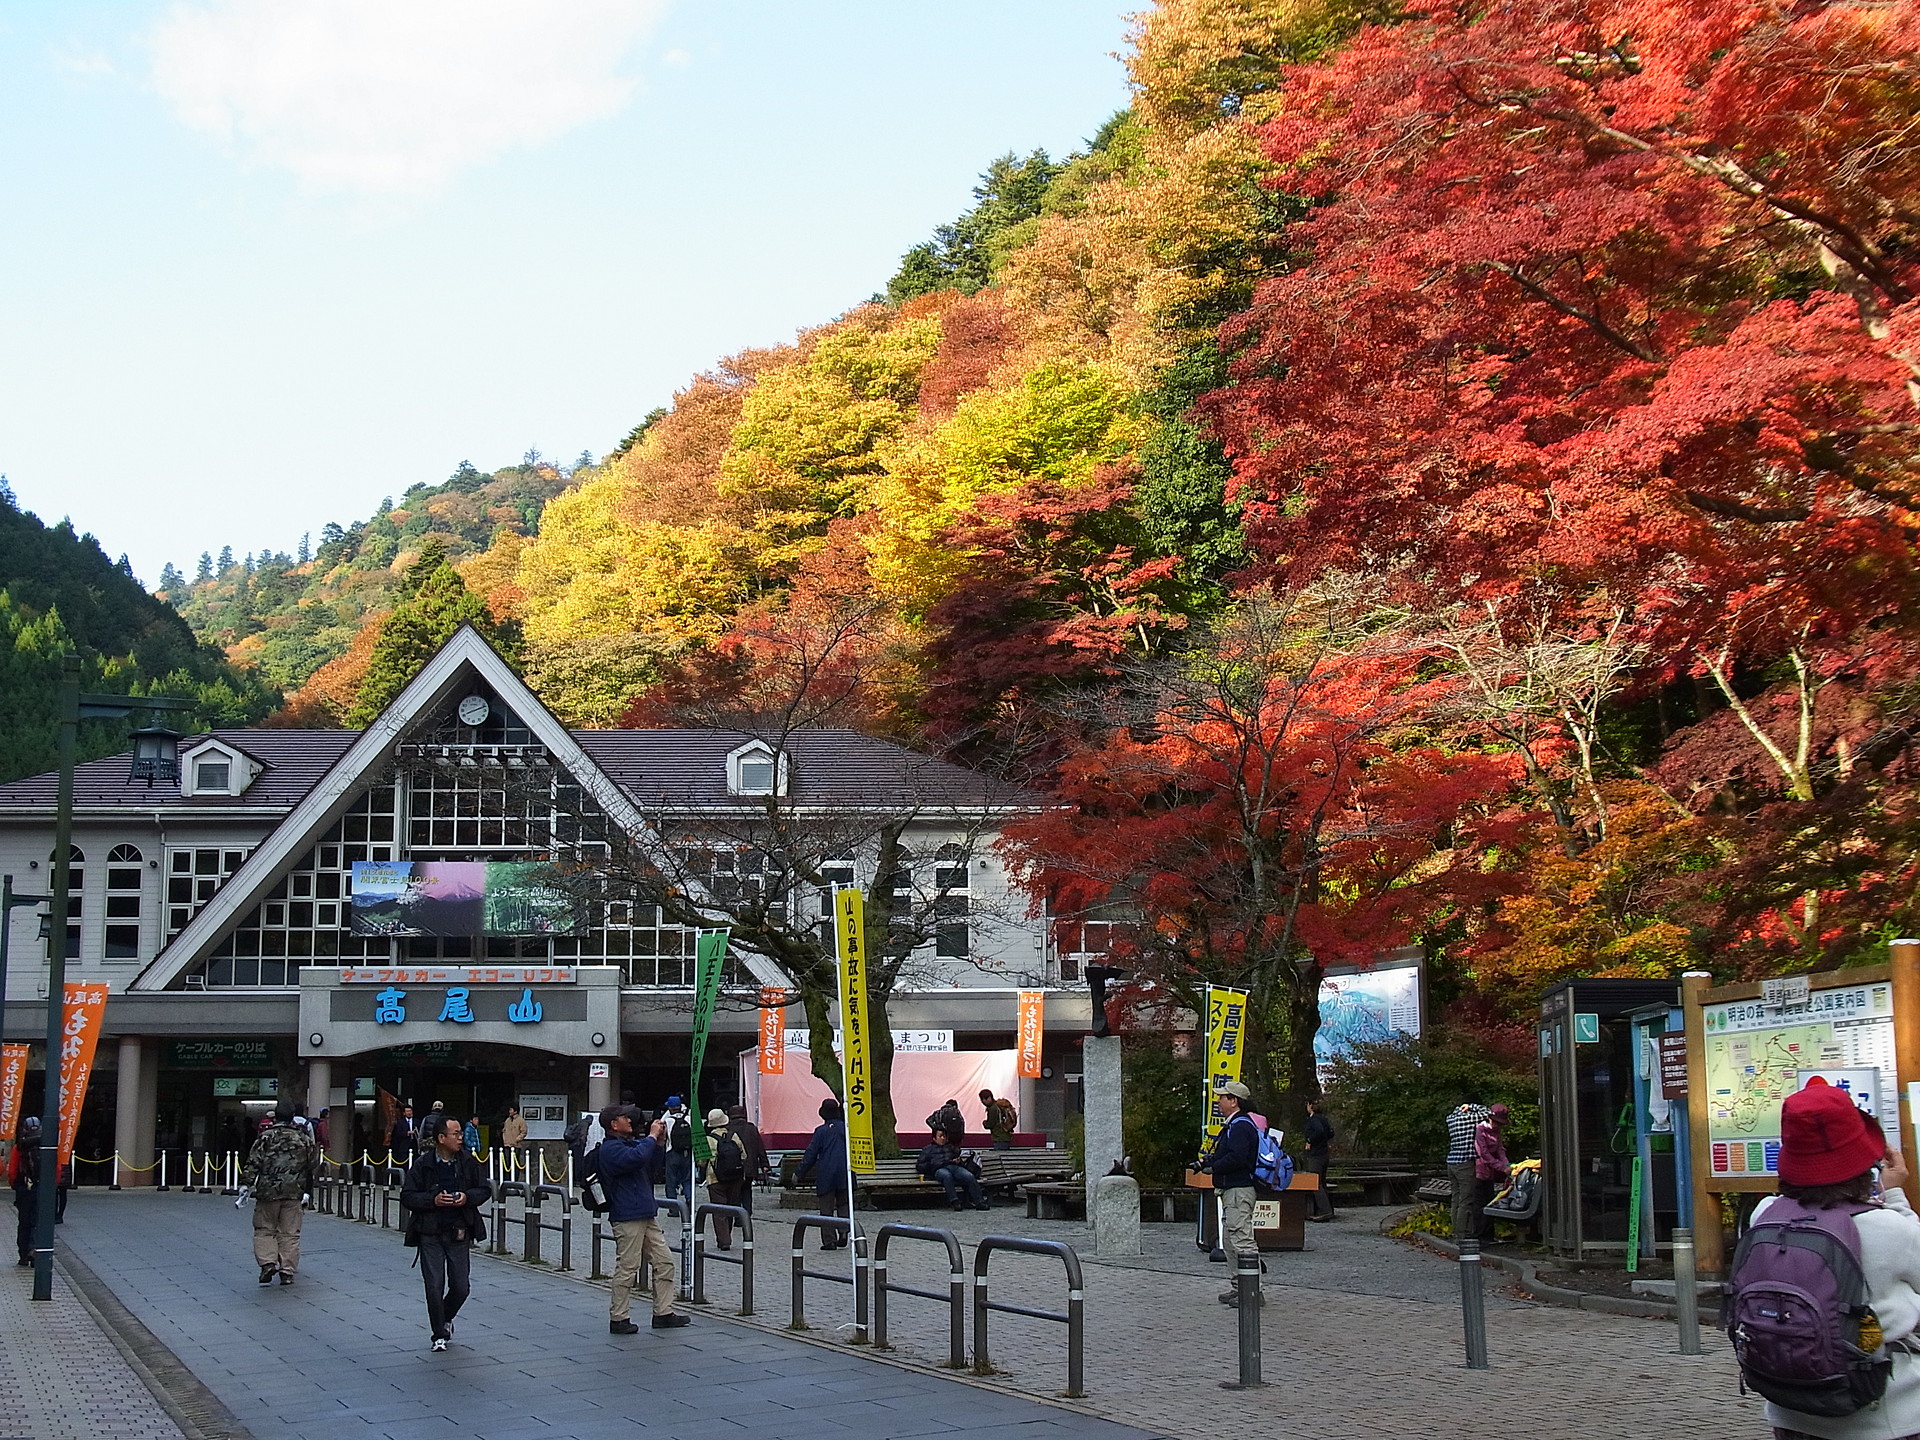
(131, 626), (666, 992)
(0, 730), (354, 810)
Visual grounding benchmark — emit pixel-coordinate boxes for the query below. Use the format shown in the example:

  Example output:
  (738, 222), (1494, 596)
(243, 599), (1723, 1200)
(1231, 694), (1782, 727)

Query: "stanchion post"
(109, 1152), (121, 1191)
(1459, 1238), (1490, 1369)
(158, 1150), (168, 1192)
(1673, 1226), (1702, 1355)
(1219, 1250), (1265, 1390)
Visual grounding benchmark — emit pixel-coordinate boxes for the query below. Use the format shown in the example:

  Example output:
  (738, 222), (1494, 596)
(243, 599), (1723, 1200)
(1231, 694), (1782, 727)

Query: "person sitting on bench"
(918, 1128), (988, 1211)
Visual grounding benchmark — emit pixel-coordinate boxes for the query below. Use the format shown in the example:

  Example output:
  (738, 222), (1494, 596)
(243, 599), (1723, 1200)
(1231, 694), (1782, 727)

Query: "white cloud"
(150, 0), (667, 195)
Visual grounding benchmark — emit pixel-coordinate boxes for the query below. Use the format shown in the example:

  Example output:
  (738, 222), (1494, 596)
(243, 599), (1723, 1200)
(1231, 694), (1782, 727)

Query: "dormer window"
(726, 742), (787, 797)
(179, 740), (262, 798)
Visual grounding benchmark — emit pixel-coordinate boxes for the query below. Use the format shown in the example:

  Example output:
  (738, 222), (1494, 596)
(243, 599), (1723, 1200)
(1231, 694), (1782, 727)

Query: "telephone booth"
(1539, 978), (1683, 1258)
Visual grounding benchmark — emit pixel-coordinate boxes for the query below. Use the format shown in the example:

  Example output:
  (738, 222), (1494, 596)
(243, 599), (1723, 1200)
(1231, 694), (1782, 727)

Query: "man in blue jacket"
(796, 1098), (854, 1250)
(596, 1107), (690, 1333)
(1199, 1080), (1261, 1307)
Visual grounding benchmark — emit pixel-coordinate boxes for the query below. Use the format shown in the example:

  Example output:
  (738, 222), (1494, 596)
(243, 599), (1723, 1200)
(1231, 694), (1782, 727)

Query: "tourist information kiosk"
(1682, 941), (1920, 1277)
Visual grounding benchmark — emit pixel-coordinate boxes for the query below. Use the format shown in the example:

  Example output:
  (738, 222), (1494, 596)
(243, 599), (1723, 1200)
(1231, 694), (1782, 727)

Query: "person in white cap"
(702, 1109), (751, 1250)
(1199, 1080), (1262, 1306)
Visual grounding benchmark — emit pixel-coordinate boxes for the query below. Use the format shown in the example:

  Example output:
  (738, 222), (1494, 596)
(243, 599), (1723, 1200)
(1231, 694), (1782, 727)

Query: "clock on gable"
(457, 694), (491, 727)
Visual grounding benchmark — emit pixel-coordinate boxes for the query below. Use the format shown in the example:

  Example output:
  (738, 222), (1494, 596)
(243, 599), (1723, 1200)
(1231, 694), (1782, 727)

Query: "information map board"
(1703, 981), (1897, 1178)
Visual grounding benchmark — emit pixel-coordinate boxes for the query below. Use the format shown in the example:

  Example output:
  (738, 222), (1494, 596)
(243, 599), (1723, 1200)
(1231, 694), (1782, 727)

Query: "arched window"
(105, 846), (143, 959)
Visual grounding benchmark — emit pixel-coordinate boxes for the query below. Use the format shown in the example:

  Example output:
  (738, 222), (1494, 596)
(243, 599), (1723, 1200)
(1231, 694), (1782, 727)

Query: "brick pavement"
(0, 1245), (186, 1440)
(57, 1193), (1160, 1440)
(711, 1200), (1769, 1439)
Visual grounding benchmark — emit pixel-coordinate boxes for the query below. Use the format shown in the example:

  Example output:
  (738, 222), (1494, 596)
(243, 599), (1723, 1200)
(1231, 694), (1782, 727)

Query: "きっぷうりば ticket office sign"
(1684, 949), (1920, 1278)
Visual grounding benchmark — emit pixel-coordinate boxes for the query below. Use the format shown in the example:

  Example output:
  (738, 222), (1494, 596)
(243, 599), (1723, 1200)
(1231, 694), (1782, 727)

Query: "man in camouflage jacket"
(243, 1100), (318, 1285)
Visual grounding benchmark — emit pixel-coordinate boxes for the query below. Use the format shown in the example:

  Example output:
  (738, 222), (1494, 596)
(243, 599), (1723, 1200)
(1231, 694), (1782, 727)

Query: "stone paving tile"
(59, 1193), (1161, 1440)
(0, 1253), (184, 1440)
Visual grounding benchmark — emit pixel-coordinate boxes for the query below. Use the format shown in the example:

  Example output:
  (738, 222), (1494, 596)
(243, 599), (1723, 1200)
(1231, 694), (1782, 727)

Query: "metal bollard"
(1459, 1238), (1489, 1369)
(1219, 1250), (1265, 1389)
(158, 1151), (168, 1192)
(110, 1152), (121, 1190)
(1673, 1226), (1702, 1355)
(590, 1220), (605, 1280)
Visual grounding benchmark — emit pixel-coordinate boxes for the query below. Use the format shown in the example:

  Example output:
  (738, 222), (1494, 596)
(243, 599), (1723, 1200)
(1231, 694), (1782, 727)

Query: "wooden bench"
(1022, 1182), (1201, 1223)
(1327, 1164), (1422, 1206)
(975, 1150), (1073, 1196)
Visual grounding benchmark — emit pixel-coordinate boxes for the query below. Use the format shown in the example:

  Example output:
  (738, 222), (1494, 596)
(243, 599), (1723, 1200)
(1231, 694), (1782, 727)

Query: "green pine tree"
(348, 548), (518, 724)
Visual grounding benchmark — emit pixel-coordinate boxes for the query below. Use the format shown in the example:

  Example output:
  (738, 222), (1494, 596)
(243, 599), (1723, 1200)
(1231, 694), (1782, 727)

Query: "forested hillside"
(0, 484), (275, 782)
(164, 0), (1920, 1106)
(159, 454), (570, 695)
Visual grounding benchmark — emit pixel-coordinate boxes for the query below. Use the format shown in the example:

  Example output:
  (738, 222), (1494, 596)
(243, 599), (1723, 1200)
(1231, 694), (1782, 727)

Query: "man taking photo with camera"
(596, 1106), (691, 1334)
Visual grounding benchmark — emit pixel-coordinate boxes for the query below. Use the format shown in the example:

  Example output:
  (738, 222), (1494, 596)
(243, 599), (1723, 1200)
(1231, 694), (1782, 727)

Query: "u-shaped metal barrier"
(972, 1236), (1085, 1399)
(691, 1204), (753, 1315)
(788, 1215), (868, 1341)
(872, 1223), (967, 1369)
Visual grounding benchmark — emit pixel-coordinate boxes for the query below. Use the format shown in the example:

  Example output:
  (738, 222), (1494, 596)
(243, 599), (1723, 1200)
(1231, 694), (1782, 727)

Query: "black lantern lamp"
(127, 725), (182, 785)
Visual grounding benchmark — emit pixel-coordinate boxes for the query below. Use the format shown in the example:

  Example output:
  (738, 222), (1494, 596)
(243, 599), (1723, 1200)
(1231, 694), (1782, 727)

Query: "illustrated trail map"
(1315, 957), (1422, 1083)
(1703, 982), (1897, 1177)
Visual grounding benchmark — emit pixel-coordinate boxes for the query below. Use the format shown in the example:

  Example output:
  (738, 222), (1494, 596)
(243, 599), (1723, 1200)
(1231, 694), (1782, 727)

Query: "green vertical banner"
(687, 929), (729, 1164)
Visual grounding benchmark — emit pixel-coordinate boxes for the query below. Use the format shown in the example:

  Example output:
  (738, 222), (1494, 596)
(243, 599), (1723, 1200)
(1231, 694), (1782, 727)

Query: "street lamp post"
(31, 656), (189, 1302)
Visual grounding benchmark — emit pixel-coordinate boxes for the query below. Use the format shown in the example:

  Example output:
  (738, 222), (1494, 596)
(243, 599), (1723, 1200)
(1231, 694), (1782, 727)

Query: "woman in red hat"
(1757, 1078), (1920, 1439)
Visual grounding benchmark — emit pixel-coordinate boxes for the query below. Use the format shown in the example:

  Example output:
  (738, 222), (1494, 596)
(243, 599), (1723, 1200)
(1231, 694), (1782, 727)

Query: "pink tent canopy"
(740, 1048), (1024, 1147)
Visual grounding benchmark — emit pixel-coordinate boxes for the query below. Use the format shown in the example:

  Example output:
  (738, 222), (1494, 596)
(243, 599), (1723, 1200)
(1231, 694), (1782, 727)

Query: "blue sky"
(0, 1), (1133, 583)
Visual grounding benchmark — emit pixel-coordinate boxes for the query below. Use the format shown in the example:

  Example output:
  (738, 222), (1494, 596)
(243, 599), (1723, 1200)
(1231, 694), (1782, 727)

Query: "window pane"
(108, 868), (142, 891)
(195, 762), (230, 790)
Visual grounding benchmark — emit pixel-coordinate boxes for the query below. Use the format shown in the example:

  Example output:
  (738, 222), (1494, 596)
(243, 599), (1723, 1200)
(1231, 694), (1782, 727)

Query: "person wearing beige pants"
(609, 1217), (677, 1324)
(252, 1197), (305, 1275)
(596, 1107), (691, 1333)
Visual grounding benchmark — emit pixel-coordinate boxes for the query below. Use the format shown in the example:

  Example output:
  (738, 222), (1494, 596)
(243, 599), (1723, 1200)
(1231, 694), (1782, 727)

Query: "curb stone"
(1375, 1206), (1706, 1322)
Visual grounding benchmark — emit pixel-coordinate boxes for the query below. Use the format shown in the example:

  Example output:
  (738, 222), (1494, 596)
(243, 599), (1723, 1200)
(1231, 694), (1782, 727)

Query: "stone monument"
(1082, 967), (1140, 1255)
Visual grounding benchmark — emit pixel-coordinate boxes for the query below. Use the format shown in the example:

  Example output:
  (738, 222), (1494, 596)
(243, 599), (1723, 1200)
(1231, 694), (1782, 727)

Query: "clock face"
(457, 694), (491, 727)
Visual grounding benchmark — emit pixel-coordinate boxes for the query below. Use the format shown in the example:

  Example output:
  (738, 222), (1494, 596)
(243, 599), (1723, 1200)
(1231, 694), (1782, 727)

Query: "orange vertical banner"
(1017, 991), (1045, 1079)
(758, 987), (787, 1075)
(56, 983), (108, 1170)
(0, 1045), (27, 1143)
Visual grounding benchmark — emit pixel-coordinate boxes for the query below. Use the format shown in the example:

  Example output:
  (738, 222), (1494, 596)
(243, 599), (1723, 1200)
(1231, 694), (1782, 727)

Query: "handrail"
(691, 1203), (754, 1316)
(654, 1196), (692, 1300)
(788, 1215), (867, 1341)
(872, 1223), (966, 1369)
(973, 1235), (1085, 1398)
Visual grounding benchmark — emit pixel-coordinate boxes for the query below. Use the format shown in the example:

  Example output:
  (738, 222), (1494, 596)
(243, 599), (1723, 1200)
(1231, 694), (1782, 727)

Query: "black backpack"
(712, 1132), (747, 1182)
(578, 1144), (609, 1215)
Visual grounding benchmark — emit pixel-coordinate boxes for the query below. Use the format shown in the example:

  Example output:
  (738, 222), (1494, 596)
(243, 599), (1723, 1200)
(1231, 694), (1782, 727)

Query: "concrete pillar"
(1018, 1074), (1039, 1143)
(304, 1058), (331, 1136)
(1082, 1035), (1124, 1182)
(587, 1065), (612, 1116)
(113, 1036), (155, 1186)
(1092, 1172), (1142, 1256)
(326, 1086), (352, 1165)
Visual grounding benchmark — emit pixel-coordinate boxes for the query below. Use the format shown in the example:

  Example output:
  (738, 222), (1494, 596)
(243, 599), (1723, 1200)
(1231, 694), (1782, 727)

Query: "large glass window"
(104, 844), (143, 959)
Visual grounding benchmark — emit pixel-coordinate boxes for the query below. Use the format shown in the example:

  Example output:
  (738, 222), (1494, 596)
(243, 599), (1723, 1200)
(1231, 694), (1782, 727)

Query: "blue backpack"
(1726, 1199), (1890, 1416)
(1235, 1114), (1294, 1191)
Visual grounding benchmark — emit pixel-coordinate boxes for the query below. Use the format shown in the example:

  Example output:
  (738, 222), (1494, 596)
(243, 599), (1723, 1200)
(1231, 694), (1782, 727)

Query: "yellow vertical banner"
(1017, 991), (1045, 1078)
(833, 887), (876, 1173)
(1203, 986), (1250, 1145)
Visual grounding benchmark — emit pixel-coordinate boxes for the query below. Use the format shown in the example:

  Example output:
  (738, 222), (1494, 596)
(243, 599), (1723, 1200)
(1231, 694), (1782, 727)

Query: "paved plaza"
(1, 1190), (1766, 1439)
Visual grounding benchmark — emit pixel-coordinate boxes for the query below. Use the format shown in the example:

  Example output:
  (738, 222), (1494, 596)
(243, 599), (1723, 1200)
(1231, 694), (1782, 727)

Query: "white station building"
(0, 628), (1091, 1173)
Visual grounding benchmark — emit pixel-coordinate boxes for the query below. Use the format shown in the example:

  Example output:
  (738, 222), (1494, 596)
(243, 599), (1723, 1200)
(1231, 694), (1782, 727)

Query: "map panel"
(1703, 982), (1896, 1178)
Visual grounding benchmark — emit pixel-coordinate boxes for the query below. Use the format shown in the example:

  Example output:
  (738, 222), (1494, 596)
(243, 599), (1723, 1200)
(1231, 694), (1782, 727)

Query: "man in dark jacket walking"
(796, 1098), (853, 1250)
(1302, 1098), (1335, 1222)
(597, 1107), (690, 1333)
(1199, 1080), (1261, 1306)
(400, 1114), (492, 1352)
(725, 1104), (768, 1209)
(9, 1116), (41, 1267)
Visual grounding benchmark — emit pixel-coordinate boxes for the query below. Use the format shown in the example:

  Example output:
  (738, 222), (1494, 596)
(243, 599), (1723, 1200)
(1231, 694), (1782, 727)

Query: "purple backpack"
(1725, 1199), (1891, 1417)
